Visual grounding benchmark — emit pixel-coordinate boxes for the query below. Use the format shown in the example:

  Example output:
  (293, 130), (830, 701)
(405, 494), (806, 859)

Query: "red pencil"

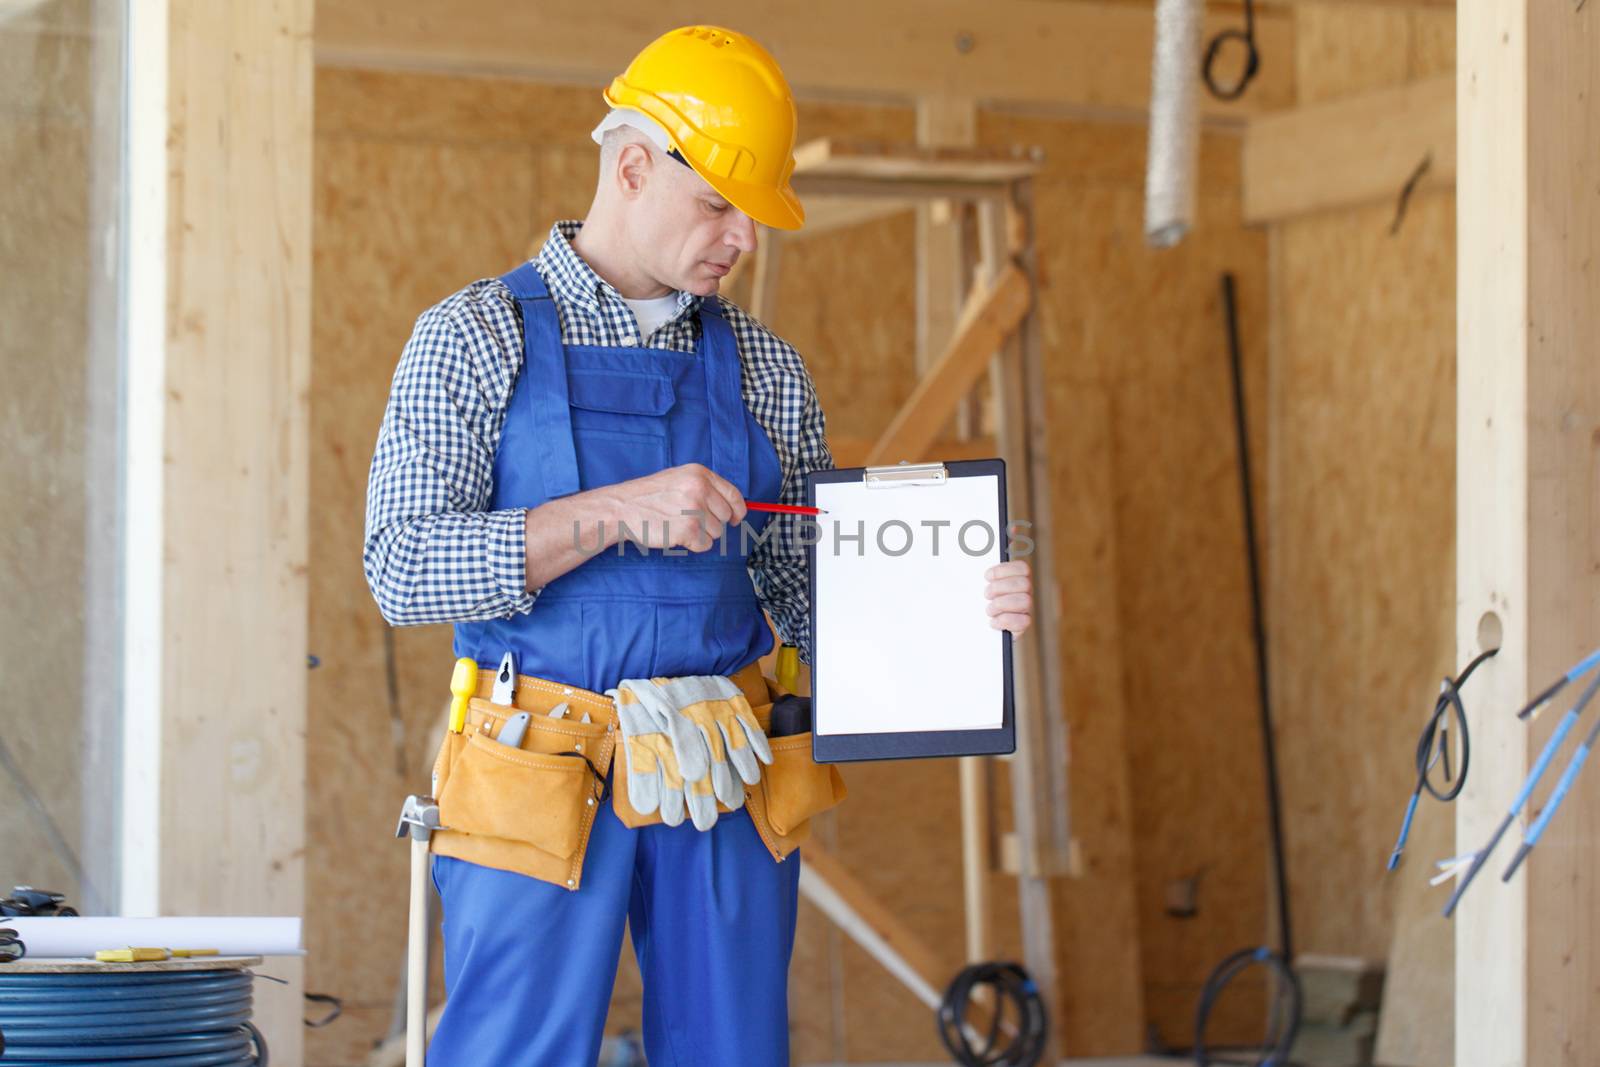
(746, 501), (827, 516)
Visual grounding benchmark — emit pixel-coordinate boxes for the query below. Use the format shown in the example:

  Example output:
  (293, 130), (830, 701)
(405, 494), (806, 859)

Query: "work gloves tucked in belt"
(608, 675), (774, 831)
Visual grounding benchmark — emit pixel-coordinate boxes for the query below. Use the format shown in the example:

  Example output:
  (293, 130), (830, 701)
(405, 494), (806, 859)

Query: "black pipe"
(1221, 271), (1293, 962)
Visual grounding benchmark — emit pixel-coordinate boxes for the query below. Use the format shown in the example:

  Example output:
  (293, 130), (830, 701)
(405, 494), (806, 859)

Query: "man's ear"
(615, 142), (653, 200)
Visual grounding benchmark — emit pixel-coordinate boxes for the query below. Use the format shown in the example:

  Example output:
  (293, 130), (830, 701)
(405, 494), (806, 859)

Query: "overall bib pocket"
(567, 369), (674, 488)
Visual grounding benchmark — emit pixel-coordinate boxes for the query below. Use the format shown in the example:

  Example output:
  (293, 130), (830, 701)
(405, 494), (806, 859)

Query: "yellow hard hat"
(604, 26), (805, 231)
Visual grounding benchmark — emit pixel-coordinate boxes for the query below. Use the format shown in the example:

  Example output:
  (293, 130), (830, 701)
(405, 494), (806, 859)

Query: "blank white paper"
(813, 474), (1005, 735)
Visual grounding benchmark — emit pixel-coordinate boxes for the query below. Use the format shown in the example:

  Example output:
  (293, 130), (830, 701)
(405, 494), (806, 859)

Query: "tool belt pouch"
(432, 698), (610, 889)
(760, 731), (846, 838)
(754, 675), (847, 852)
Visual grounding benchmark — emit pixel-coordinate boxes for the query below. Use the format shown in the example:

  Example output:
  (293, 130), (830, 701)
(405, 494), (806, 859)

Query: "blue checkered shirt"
(363, 221), (832, 663)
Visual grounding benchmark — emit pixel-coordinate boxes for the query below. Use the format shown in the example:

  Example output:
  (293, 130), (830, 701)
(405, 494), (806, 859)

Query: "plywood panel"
(984, 109), (1272, 1050)
(1036, 380), (1146, 1054)
(1374, 790), (1454, 1067)
(1295, 3), (1413, 104)
(1265, 13), (1462, 1065)
(1273, 192), (1456, 963)
(1408, 10), (1456, 80)
(309, 88), (545, 1065)
(308, 70), (560, 1062)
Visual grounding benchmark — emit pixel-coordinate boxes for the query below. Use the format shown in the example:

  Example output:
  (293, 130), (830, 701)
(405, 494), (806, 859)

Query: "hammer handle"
(406, 835), (429, 1067)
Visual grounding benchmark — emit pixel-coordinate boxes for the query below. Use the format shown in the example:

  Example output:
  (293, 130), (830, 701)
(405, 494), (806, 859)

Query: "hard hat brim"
(690, 163), (806, 231)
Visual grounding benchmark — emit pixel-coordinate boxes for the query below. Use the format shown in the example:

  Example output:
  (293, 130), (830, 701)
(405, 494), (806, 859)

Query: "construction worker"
(363, 25), (1034, 1067)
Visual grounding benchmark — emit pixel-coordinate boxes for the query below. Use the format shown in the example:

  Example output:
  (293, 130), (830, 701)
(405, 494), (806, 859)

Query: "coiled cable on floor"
(1192, 947), (1302, 1067)
(0, 967), (267, 1066)
(937, 961), (1049, 1067)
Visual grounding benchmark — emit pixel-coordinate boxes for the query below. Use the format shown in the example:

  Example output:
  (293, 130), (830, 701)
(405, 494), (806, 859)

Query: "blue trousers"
(428, 799), (802, 1067)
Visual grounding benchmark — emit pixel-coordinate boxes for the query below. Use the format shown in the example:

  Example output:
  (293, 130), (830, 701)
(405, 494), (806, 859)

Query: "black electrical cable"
(1417, 656), (1491, 803)
(1386, 648), (1499, 870)
(1203, 0), (1262, 101)
(0, 967), (268, 1066)
(937, 961), (1049, 1067)
(1190, 274), (1302, 1067)
(1221, 272), (1293, 966)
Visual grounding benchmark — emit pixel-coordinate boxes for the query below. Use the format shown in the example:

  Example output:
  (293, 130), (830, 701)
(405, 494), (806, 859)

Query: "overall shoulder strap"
(500, 261), (580, 498)
(500, 260), (550, 301)
(697, 298), (751, 497)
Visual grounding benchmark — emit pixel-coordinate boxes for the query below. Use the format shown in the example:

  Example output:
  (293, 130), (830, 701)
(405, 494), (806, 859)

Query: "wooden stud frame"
(758, 137), (1069, 1062)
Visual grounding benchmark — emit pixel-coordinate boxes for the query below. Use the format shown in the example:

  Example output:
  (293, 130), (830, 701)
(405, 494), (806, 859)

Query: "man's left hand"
(984, 560), (1033, 636)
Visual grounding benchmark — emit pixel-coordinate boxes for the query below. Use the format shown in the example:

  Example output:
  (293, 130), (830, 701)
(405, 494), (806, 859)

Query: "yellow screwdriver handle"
(775, 644), (800, 695)
(448, 657), (478, 733)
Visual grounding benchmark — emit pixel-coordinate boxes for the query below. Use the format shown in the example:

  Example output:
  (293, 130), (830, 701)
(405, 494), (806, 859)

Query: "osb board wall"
(1269, 6), (1457, 1064)
(0, 0), (119, 915)
(977, 111), (1275, 1046)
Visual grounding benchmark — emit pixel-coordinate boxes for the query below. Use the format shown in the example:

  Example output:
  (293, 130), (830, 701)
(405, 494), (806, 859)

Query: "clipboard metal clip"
(864, 461), (948, 489)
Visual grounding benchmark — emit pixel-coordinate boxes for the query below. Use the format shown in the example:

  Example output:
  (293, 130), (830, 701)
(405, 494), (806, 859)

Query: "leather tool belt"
(429, 660), (847, 890)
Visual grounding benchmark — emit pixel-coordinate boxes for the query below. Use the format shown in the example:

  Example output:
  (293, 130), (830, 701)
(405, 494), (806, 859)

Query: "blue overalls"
(431, 262), (801, 1066)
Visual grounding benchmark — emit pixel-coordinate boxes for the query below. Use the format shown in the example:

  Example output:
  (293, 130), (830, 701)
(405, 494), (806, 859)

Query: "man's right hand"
(521, 463), (749, 592)
(603, 463), (749, 552)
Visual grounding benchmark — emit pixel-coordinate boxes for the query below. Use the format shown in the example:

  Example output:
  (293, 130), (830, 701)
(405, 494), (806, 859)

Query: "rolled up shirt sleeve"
(363, 295), (538, 626)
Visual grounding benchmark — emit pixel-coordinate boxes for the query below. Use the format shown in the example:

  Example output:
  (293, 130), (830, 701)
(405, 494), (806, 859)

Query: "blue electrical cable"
(0, 967), (267, 1066)
(1500, 689), (1600, 883)
(1442, 648), (1600, 917)
(1514, 646), (1600, 722)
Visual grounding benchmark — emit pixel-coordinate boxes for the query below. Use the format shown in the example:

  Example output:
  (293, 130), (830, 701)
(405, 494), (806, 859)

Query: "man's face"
(625, 144), (758, 297)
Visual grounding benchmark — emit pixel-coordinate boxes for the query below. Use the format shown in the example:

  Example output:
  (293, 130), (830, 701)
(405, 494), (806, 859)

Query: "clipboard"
(805, 458), (1015, 763)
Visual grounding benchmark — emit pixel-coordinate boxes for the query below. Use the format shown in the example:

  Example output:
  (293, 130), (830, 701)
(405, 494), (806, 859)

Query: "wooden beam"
(866, 265), (1030, 466)
(792, 197), (916, 237)
(798, 845), (948, 1007)
(914, 102), (980, 434)
(1456, 3), (1600, 1067)
(1243, 75), (1454, 223)
(314, 0), (1294, 118)
(792, 173), (1008, 203)
(797, 137), (1041, 185)
(987, 180), (1063, 1066)
(124, 0), (312, 1061)
(915, 95), (992, 967)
